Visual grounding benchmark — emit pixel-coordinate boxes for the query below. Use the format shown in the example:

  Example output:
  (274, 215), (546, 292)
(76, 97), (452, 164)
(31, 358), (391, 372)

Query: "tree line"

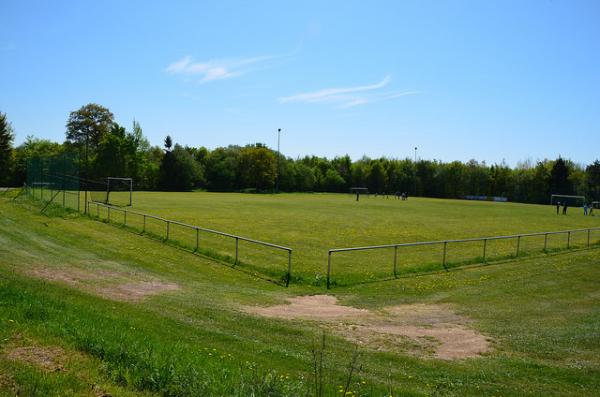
(1, 104), (599, 204)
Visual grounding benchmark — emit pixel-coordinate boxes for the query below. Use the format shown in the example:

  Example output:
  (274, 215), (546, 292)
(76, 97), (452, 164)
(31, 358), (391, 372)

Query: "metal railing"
(326, 227), (600, 288)
(87, 201), (293, 286)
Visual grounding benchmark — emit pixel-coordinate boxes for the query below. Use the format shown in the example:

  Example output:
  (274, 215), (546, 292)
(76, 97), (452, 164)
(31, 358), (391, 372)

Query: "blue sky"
(1, 0), (599, 165)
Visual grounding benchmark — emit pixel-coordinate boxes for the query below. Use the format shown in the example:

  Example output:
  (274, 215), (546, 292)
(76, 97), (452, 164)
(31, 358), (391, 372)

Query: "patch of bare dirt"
(28, 266), (180, 302)
(247, 294), (371, 320)
(243, 295), (491, 360)
(6, 345), (66, 372)
(0, 373), (16, 391)
(97, 281), (180, 302)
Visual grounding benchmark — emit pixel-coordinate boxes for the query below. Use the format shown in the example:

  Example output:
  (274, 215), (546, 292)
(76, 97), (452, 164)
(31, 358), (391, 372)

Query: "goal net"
(550, 194), (585, 207)
(592, 201), (600, 209)
(88, 177), (133, 206)
(107, 177), (133, 207)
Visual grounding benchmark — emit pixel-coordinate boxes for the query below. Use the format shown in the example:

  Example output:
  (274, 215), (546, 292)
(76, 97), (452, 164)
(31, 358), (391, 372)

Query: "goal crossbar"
(550, 194), (585, 205)
(107, 177), (133, 207)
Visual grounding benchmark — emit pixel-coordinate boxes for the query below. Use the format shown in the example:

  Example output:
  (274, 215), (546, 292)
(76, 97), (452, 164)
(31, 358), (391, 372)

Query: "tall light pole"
(414, 146), (418, 196)
(276, 128), (282, 193)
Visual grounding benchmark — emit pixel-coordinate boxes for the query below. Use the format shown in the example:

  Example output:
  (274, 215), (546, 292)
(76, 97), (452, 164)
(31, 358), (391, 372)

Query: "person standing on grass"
(556, 201), (561, 215)
(584, 203), (588, 216)
(563, 202), (568, 215)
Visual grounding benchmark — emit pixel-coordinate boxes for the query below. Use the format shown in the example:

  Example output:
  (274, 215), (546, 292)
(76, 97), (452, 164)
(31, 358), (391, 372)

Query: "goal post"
(550, 194), (586, 206)
(107, 177), (133, 207)
(592, 201), (600, 209)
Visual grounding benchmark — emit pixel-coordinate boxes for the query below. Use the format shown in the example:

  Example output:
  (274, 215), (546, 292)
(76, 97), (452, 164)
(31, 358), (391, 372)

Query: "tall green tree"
(0, 111), (15, 185)
(12, 136), (63, 185)
(586, 160), (600, 201)
(549, 157), (572, 194)
(239, 144), (276, 190)
(65, 103), (115, 149)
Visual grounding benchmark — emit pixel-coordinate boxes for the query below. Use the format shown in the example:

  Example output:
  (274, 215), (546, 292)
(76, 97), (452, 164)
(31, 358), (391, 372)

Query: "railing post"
(588, 229), (591, 248)
(544, 233), (548, 252)
(143, 215), (146, 233)
(393, 245), (398, 278)
(482, 239), (487, 263)
(195, 227), (199, 251)
(235, 237), (239, 264)
(286, 250), (292, 287)
(166, 221), (170, 240)
(567, 231), (570, 249)
(124, 210), (127, 226)
(62, 190), (65, 208)
(327, 251), (332, 289)
(516, 235), (521, 257)
(107, 207), (111, 223)
(442, 241), (448, 270)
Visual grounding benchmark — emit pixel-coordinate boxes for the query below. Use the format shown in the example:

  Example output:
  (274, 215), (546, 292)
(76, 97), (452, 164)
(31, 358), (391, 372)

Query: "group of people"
(555, 201), (595, 216)
(395, 192), (409, 200)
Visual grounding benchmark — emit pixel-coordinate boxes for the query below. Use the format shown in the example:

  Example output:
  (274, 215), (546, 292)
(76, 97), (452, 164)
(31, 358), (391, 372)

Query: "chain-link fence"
(25, 152), (82, 211)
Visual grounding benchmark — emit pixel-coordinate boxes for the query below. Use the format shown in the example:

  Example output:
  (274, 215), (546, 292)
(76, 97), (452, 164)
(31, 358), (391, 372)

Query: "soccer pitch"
(121, 192), (600, 284)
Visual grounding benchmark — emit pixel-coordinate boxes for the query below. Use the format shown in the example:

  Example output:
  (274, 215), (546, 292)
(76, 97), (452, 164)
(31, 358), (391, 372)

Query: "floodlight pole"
(414, 146), (418, 196)
(276, 128), (282, 193)
(84, 134), (89, 214)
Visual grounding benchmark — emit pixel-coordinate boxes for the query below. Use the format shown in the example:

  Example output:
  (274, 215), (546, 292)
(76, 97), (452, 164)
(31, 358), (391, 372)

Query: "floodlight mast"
(414, 146), (418, 196)
(276, 128), (282, 193)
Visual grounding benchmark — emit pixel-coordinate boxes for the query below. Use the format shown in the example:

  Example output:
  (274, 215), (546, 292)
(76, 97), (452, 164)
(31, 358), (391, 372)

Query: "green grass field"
(99, 192), (600, 285)
(1, 191), (599, 396)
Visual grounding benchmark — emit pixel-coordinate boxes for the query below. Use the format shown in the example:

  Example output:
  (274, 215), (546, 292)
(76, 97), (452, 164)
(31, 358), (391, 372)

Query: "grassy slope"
(0, 195), (599, 396)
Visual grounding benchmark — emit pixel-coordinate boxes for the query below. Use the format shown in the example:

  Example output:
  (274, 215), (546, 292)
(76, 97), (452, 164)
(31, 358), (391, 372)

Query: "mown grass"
(110, 191), (600, 284)
(1, 195), (600, 396)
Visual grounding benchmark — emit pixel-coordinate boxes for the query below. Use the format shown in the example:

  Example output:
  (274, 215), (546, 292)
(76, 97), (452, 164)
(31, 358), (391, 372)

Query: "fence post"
(107, 207), (111, 223)
(393, 245), (398, 278)
(286, 250), (292, 287)
(544, 233), (548, 252)
(166, 221), (170, 241)
(143, 215), (146, 233)
(588, 229), (591, 248)
(442, 242), (448, 270)
(195, 227), (199, 251)
(327, 251), (332, 289)
(235, 237), (239, 265)
(516, 236), (521, 257)
(482, 239), (487, 263)
(124, 210), (127, 226)
(567, 231), (570, 249)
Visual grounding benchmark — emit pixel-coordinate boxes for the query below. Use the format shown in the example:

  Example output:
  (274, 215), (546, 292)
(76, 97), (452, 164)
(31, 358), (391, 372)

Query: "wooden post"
(107, 207), (111, 223)
(166, 221), (170, 240)
(143, 215), (146, 233)
(544, 233), (548, 252)
(516, 236), (521, 257)
(195, 228), (199, 251)
(588, 229), (591, 248)
(567, 231), (571, 249)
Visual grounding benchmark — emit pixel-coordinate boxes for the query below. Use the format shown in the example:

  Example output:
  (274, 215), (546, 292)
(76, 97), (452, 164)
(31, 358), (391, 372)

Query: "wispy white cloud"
(279, 76), (419, 108)
(166, 54), (277, 83)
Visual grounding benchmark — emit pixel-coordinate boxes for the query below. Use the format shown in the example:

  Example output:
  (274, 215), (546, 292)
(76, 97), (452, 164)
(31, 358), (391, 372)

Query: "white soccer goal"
(107, 177), (133, 207)
(550, 194), (586, 206)
(592, 201), (600, 209)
